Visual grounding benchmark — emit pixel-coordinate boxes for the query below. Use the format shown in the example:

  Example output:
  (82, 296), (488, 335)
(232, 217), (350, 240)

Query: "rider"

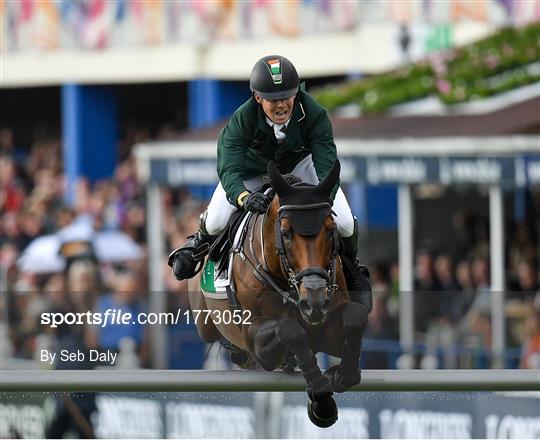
(169, 55), (371, 310)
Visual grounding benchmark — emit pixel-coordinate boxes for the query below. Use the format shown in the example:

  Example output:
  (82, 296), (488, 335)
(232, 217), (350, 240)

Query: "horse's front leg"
(275, 317), (333, 399)
(325, 302), (369, 392)
(247, 317), (332, 398)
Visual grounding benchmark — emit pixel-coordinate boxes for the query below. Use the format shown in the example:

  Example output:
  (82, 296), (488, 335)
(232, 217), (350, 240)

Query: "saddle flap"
(208, 209), (246, 264)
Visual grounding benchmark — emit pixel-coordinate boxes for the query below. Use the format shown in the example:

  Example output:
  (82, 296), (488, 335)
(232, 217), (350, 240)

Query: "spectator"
(363, 292), (398, 369)
(520, 305), (540, 369)
(66, 259), (100, 315)
(434, 253), (467, 324)
(456, 259), (474, 292)
(92, 270), (148, 366)
(509, 260), (539, 302)
(434, 254), (459, 292)
(386, 261), (400, 320)
(414, 250), (441, 332)
(508, 222), (537, 279)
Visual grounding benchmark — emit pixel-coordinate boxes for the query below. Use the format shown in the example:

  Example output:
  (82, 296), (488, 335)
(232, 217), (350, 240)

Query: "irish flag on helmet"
(267, 59), (283, 84)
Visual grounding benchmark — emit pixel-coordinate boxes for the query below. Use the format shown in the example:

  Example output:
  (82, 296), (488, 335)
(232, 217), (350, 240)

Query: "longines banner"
(2, 391), (539, 438)
(149, 155), (540, 187)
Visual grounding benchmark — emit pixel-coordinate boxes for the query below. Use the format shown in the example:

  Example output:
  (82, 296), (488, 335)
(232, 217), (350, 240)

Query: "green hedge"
(312, 22), (540, 114)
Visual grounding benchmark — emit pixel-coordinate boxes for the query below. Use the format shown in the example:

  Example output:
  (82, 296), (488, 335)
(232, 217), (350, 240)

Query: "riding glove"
(243, 191), (271, 213)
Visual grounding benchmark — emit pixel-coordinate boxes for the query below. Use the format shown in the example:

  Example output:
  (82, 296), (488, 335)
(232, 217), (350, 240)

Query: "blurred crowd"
(0, 126), (203, 370)
(364, 216), (540, 369)
(1, 126), (539, 371)
(3, 1), (537, 55)
(1, 1), (359, 53)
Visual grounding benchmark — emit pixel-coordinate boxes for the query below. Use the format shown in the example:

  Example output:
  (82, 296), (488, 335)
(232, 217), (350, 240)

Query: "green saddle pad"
(201, 260), (217, 293)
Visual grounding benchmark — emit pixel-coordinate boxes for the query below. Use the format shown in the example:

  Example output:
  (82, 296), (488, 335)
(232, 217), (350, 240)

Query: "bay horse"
(189, 160), (369, 427)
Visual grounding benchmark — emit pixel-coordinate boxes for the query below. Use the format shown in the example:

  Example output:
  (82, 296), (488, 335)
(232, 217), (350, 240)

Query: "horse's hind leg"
(247, 319), (287, 371)
(324, 302), (369, 392)
(188, 278), (221, 343)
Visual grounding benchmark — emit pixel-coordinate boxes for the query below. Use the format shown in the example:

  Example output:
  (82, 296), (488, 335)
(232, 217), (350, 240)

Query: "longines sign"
(3, 391), (538, 438)
(148, 155), (540, 187)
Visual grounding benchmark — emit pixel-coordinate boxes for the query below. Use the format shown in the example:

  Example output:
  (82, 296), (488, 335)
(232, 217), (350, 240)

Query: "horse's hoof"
(307, 395), (338, 428)
(324, 365), (361, 392)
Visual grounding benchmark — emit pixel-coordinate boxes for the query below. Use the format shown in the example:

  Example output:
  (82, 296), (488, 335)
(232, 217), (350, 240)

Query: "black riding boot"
(340, 219), (373, 313)
(168, 212), (217, 281)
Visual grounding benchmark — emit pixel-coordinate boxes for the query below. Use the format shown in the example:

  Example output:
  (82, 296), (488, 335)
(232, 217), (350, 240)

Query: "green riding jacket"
(217, 89), (339, 206)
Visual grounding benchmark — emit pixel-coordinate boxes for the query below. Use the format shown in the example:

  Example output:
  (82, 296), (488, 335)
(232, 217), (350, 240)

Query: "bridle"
(275, 202), (340, 306)
(239, 198), (339, 309)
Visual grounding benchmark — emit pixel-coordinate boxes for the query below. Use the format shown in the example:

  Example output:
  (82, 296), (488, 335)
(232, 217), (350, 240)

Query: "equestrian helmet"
(250, 55), (299, 100)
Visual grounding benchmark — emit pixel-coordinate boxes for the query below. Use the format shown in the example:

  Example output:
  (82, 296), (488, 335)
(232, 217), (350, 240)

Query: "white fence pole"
(147, 184), (167, 369)
(489, 185), (506, 369)
(2, 370), (538, 392)
(398, 184), (414, 355)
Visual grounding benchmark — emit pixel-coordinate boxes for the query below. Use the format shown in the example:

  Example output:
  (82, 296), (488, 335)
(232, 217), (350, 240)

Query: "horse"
(188, 160), (369, 427)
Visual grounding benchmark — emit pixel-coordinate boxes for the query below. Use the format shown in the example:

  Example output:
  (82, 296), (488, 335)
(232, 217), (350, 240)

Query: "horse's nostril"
(299, 300), (311, 314)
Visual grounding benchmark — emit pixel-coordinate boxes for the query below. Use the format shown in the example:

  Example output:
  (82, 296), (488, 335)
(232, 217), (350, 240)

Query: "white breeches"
(205, 155), (355, 237)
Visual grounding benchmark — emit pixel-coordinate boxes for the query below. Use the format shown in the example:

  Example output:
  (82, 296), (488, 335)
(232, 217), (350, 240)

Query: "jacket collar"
(255, 94), (305, 133)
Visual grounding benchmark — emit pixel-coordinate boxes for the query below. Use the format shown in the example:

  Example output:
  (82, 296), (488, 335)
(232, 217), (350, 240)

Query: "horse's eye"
(282, 229), (292, 240)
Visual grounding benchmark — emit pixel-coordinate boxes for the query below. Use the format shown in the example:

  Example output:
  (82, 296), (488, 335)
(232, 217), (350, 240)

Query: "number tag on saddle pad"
(201, 260), (230, 300)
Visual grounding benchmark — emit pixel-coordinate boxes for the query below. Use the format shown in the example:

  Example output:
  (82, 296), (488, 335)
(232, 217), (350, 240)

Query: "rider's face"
(255, 94), (296, 125)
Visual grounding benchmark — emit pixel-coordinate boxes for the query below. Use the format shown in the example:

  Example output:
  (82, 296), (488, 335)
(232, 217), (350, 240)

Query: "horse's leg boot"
(324, 302), (367, 392)
(168, 212), (217, 281)
(340, 219), (373, 312)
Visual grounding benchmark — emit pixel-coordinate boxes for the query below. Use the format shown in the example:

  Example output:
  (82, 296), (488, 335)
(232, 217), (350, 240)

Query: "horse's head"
(267, 160), (341, 326)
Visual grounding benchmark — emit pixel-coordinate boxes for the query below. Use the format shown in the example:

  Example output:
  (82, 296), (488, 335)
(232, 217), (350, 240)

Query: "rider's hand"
(242, 191), (271, 214)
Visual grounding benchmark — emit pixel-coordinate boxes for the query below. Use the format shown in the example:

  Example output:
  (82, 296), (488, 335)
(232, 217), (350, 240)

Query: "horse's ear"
(268, 161), (293, 197)
(316, 160), (340, 199)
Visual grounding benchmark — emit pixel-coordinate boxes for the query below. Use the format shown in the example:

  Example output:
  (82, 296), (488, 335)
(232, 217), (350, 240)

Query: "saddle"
(208, 185), (272, 273)
(208, 209), (249, 270)
(203, 187), (273, 309)
(200, 208), (252, 310)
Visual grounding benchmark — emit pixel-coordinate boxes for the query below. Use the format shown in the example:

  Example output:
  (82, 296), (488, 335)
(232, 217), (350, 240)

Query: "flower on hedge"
(485, 54), (500, 69)
(437, 79), (451, 95)
(311, 23), (539, 114)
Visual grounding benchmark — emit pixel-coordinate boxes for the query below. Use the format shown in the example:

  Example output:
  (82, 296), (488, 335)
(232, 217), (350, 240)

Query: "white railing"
(1, 369), (539, 392)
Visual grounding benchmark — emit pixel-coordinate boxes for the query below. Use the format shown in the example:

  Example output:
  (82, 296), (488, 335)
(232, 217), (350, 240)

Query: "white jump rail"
(1, 369), (538, 393)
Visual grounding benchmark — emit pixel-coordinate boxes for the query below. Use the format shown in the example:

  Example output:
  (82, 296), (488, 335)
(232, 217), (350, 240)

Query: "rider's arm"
(217, 116), (250, 207)
(306, 108), (340, 200)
